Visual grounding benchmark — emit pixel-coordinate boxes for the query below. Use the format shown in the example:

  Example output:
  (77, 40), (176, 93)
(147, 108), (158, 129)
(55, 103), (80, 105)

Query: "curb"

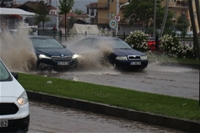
(27, 91), (200, 133)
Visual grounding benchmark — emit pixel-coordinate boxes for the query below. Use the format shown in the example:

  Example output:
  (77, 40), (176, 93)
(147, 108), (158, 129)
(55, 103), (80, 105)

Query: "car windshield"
(108, 39), (132, 49)
(31, 38), (64, 49)
(0, 60), (12, 81)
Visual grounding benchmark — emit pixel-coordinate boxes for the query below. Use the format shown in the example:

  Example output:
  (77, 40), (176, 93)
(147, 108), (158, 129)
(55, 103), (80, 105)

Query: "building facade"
(87, 0), (136, 36)
(87, 0), (199, 36)
(161, 0), (199, 34)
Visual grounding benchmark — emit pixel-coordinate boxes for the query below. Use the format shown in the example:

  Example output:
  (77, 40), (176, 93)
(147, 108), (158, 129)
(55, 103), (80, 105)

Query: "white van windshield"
(0, 60), (12, 81)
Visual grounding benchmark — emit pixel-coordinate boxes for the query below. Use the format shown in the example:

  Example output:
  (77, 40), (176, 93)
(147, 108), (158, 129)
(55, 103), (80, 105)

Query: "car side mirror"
(63, 45), (67, 48)
(11, 72), (18, 80)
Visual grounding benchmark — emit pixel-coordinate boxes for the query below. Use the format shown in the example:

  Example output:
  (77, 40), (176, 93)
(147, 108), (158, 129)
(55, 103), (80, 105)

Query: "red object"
(147, 37), (161, 51)
(10, 15), (22, 20)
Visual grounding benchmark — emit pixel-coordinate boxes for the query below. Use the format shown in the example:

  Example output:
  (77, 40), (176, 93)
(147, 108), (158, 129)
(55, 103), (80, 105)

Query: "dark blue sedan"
(71, 37), (148, 71)
(29, 36), (78, 70)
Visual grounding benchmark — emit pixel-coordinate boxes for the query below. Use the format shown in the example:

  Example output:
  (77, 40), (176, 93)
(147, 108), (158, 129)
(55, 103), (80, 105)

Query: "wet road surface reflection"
(28, 101), (186, 133)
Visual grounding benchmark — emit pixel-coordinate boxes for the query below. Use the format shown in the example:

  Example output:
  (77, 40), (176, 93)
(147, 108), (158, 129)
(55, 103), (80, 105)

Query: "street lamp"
(56, 0), (59, 32)
(115, 0), (129, 36)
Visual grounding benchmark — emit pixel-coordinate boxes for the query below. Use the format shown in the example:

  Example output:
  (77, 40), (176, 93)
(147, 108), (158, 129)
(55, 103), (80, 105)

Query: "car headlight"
(140, 55), (148, 60)
(115, 56), (128, 60)
(72, 54), (81, 59)
(38, 54), (51, 59)
(17, 91), (28, 106)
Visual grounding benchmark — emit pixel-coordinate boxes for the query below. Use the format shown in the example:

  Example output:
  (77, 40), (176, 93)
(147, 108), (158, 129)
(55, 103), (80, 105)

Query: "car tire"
(113, 63), (121, 71)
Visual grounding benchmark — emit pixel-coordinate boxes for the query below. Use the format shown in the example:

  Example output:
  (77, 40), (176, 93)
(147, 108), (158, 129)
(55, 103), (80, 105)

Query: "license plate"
(130, 62), (141, 65)
(0, 120), (8, 127)
(58, 62), (69, 65)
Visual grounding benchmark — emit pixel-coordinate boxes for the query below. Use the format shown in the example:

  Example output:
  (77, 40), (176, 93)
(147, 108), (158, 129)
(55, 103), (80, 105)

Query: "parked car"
(147, 36), (161, 51)
(0, 59), (29, 133)
(71, 37), (148, 71)
(29, 36), (79, 71)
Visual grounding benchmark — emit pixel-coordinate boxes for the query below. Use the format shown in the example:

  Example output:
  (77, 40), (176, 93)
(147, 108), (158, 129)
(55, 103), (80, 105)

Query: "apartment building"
(87, 0), (139, 35)
(161, 0), (199, 34)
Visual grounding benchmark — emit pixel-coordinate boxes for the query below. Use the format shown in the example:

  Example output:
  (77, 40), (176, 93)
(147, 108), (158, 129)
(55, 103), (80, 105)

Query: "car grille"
(128, 55), (141, 60)
(0, 103), (19, 115)
(51, 56), (72, 62)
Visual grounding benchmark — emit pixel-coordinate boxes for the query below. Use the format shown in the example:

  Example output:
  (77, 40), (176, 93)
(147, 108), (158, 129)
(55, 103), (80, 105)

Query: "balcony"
(168, 2), (189, 9)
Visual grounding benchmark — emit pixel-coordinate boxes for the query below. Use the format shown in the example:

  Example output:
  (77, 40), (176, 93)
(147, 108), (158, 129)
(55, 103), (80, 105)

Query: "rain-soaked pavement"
(28, 101), (186, 133)
(37, 63), (199, 100)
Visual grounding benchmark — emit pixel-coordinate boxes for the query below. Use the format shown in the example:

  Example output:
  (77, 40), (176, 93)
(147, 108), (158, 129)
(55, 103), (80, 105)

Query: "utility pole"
(195, 0), (200, 30)
(116, 0), (119, 36)
(115, 0), (129, 36)
(56, 0), (59, 32)
(188, 0), (200, 106)
(153, 0), (157, 36)
(160, 0), (169, 37)
(195, 0), (200, 106)
(153, 0), (159, 51)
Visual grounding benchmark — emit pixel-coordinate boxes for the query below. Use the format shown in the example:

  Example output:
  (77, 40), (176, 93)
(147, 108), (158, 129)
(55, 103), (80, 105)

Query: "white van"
(0, 59), (29, 133)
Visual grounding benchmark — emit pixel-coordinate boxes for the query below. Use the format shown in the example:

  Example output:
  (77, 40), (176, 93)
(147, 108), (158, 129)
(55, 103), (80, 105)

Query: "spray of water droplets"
(0, 24), (37, 72)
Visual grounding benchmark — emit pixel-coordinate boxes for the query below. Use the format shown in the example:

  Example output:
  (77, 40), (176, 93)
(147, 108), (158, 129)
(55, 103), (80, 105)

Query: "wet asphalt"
(28, 101), (186, 133)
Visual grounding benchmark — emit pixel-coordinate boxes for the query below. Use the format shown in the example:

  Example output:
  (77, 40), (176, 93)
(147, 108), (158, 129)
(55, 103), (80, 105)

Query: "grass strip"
(18, 73), (200, 123)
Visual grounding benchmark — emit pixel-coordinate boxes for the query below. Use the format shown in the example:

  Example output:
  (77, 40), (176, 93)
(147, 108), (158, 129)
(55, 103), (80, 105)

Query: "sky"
(16, 0), (97, 12)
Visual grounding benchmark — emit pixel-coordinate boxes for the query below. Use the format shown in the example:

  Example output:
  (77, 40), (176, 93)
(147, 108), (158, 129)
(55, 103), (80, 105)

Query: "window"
(182, 11), (186, 19)
(0, 61), (11, 81)
(50, 11), (55, 15)
(91, 9), (94, 16)
(107, 12), (112, 19)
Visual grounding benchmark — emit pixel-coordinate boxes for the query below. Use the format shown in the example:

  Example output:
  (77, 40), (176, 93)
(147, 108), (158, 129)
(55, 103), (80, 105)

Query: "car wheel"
(113, 63), (121, 70)
(37, 63), (48, 71)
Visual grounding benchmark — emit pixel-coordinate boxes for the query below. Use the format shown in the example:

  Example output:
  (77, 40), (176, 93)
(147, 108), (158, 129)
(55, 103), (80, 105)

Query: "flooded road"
(28, 101), (186, 133)
(38, 63), (199, 100)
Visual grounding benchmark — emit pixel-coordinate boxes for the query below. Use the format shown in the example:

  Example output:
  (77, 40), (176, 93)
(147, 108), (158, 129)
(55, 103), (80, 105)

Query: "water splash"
(65, 36), (115, 71)
(0, 24), (37, 72)
(146, 51), (177, 65)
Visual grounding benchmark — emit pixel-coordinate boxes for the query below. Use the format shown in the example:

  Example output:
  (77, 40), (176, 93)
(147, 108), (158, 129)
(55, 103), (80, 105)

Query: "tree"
(175, 16), (190, 38)
(59, 0), (74, 36)
(68, 16), (76, 28)
(123, 0), (174, 35)
(74, 8), (84, 15)
(0, 0), (12, 7)
(123, 0), (159, 32)
(34, 0), (50, 31)
(146, 8), (173, 35)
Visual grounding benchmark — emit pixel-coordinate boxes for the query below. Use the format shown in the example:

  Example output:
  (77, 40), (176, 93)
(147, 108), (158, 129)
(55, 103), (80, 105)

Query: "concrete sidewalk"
(27, 90), (200, 133)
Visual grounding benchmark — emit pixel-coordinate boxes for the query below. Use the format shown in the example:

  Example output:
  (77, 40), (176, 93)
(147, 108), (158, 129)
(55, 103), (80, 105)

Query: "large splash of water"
(66, 36), (115, 71)
(0, 26), (37, 72)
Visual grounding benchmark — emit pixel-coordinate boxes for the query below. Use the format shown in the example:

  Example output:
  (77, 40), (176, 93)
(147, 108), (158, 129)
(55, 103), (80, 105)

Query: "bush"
(160, 34), (198, 59)
(125, 30), (149, 52)
(160, 34), (181, 57)
(178, 46), (198, 59)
